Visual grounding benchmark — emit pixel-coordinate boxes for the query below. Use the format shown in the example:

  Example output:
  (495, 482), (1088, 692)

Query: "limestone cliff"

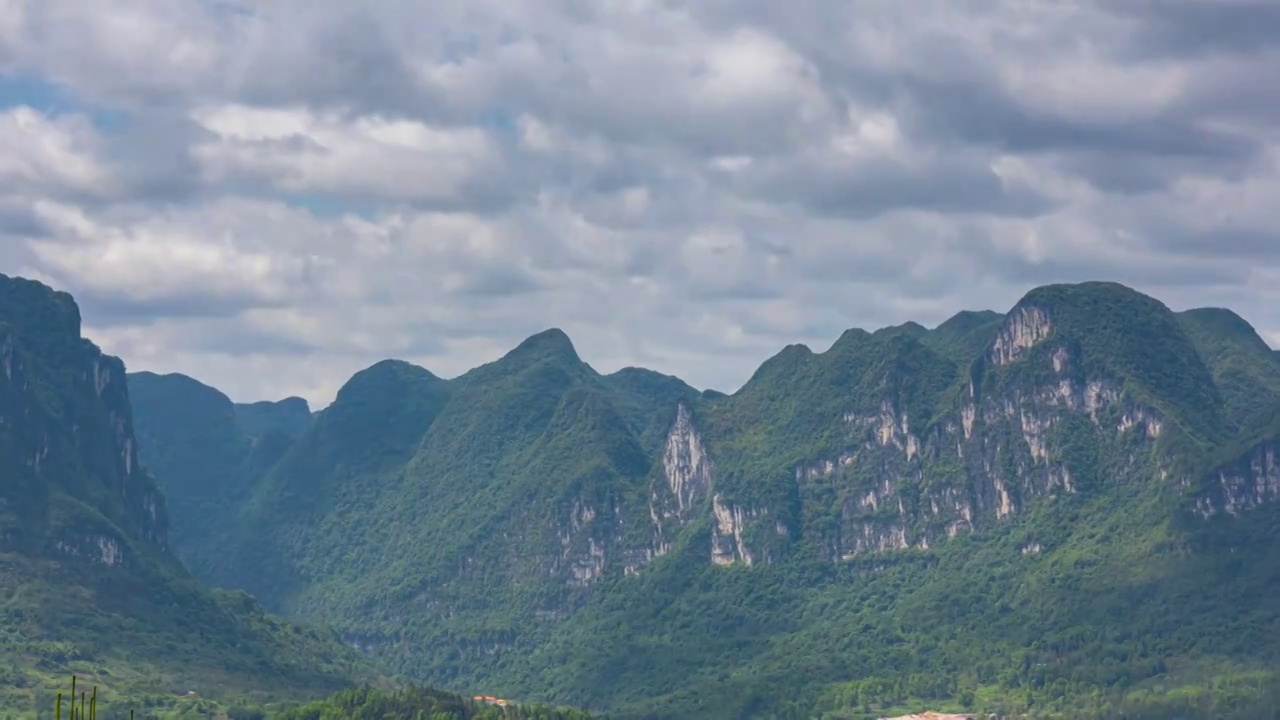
(1196, 436), (1280, 518)
(0, 274), (168, 565)
(636, 284), (1251, 568)
(648, 403), (713, 558)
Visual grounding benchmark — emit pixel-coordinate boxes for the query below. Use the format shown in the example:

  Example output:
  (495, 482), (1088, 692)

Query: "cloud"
(1115, 1), (1280, 60)
(0, 0), (1278, 406)
(26, 200), (310, 320)
(0, 107), (110, 199)
(191, 105), (506, 206)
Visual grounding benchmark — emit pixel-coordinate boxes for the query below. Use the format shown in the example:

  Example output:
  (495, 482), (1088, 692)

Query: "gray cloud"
(0, 0), (1278, 405)
(1116, 1), (1280, 59)
(100, 113), (211, 203)
(0, 201), (50, 238)
(740, 148), (1055, 219)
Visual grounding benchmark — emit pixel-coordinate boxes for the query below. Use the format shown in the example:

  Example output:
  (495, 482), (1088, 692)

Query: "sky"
(2, 0), (1279, 408)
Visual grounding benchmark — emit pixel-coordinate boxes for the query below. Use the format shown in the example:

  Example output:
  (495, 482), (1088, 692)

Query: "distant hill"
(127, 371), (315, 583)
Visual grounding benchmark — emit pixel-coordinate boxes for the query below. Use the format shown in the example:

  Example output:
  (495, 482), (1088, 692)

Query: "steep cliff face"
(649, 403), (713, 559)
(666, 294), (1189, 567)
(643, 402), (766, 567)
(0, 275), (167, 565)
(0, 275), (373, 710)
(1196, 436), (1280, 517)
(990, 304), (1053, 366)
(790, 340), (1167, 561)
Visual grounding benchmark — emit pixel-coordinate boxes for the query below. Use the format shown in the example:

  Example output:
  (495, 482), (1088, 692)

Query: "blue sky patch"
(0, 73), (128, 130)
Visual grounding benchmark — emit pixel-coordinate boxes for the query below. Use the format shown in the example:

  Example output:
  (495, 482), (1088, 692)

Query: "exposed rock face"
(711, 493), (765, 566)
(650, 403), (714, 558)
(521, 297), (1268, 575)
(0, 276), (374, 708)
(0, 274), (169, 565)
(1196, 440), (1280, 518)
(82, 352), (168, 550)
(639, 403), (771, 568)
(55, 534), (125, 566)
(698, 318), (1181, 566)
(557, 498), (611, 587)
(991, 305), (1052, 366)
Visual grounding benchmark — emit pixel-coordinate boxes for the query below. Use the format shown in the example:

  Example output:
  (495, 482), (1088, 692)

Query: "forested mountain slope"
(0, 274), (372, 718)
(276, 684), (591, 720)
(133, 281), (1280, 719)
(128, 371), (313, 582)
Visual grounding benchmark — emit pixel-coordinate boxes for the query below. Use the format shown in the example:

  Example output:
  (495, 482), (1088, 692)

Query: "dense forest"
(275, 686), (591, 720)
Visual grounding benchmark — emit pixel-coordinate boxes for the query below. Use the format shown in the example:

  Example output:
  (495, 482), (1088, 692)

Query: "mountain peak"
(606, 366), (696, 393)
(2, 276), (169, 556)
(996, 280), (1224, 441)
(926, 310), (1006, 361)
(0, 273), (83, 358)
(998, 281), (1175, 355)
(740, 342), (814, 391)
(873, 321), (928, 338)
(129, 371), (233, 405)
(234, 396), (313, 439)
(1014, 280), (1156, 314)
(933, 309), (1004, 334)
(334, 359), (441, 404)
(1179, 307), (1273, 354)
(276, 396), (311, 413)
(237, 395), (312, 411)
(505, 327), (581, 364)
(826, 327), (870, 354)
(0, 280), (373, 715)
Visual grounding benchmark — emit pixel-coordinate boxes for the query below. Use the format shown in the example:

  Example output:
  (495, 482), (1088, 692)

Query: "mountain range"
(124, 280), (1280, 719)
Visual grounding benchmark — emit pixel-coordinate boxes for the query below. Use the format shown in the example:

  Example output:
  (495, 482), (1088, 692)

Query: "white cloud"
(192, 105), (502, 202)
(0, 108), (109, 199)
(1000, 55), (1190, 124)
(28, 199), (315, 312)
(6, 0), (227, 104)
(1, 0), (1278, 408)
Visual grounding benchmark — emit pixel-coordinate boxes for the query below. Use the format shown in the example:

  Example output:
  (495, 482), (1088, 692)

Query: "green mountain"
(1177, 307), (1280, 436)
(127, 372), (314, 583)
(132, 281), (1280, 719)
(0, 274), (372, 718)
(234, 397), (313, 441)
